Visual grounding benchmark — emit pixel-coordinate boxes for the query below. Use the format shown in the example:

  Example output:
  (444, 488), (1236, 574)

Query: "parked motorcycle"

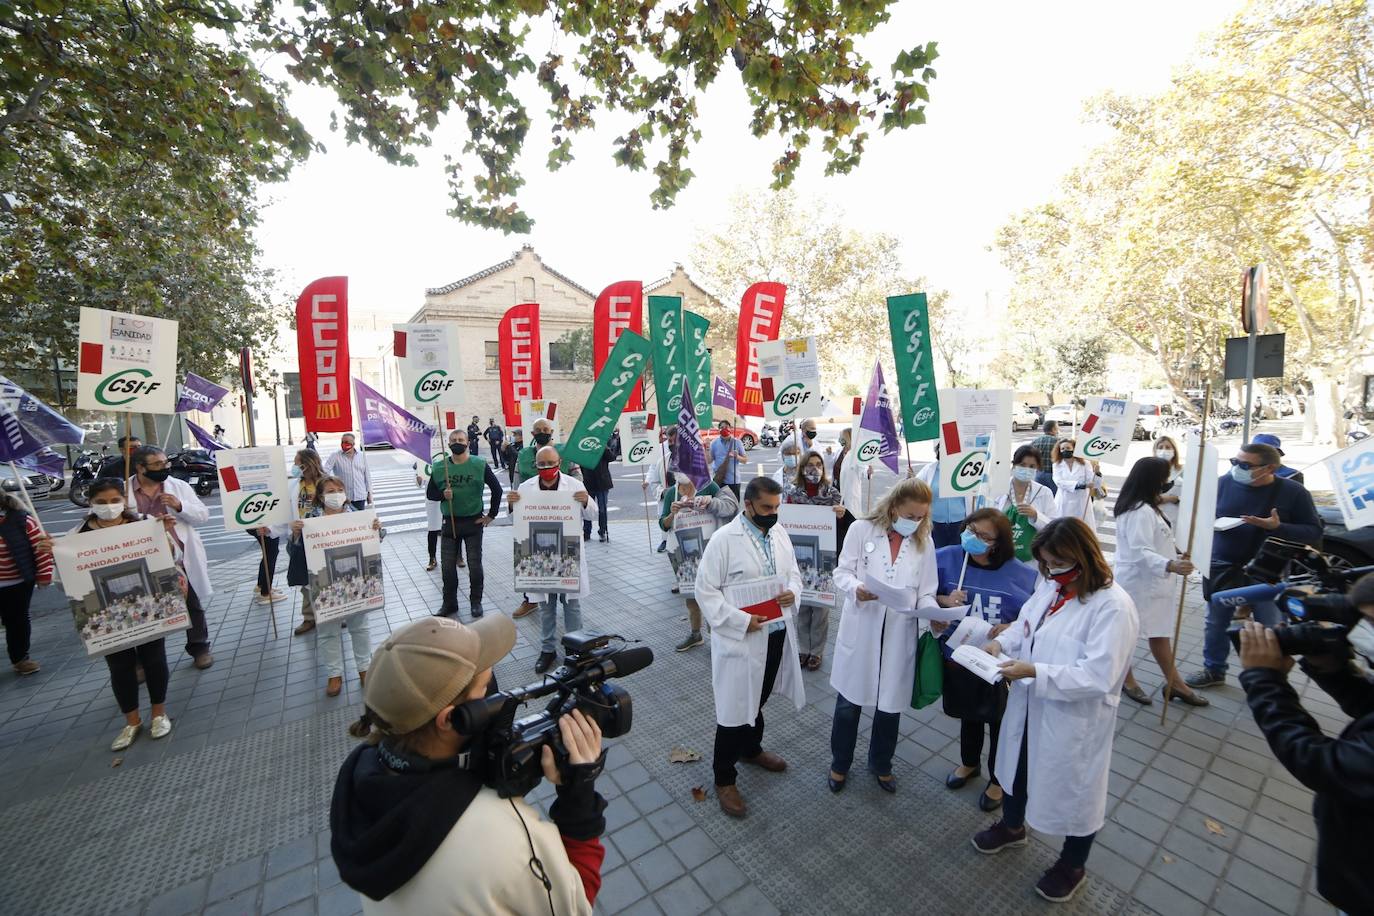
(67, 448), (104, 508)
(169, 448), (218, 496)
(760, 423), (778, 448)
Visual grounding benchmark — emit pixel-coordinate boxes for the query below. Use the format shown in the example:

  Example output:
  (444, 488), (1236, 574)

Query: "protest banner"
(393, 322), (465, 411)
(617, 411), (657, 466)
(937, 388), (1013, 497)
(295, 276), (352, 432)
(355, 378), (437, 462)
(779, 504), (838, 606)
(675, 378), (710, 488)
(175, 373), (230, 414)
(513, 490), (582, 593)
(1176, 432), (1219, 568)
(499, 303), (542, 427)
(712, 376), (737, 413)
(76, 307), (179, 414)
(186, 419), (226, 452)
(757, 336), (823, 421)
(0, 373), (85, 505)
(853, 362), (902, 474)
(564, 331), (651, 467)
(671, 507), (717, 596)
(886, 293), (941, 441)
(52, 519), (190, 657)
(648, 295), (686, 421)
(683, 310), (712, 417)
(16, 447), (65, 478)
(216, 447), (292, 532)
(1326, 437), (1374, 530)
(734, 282), (786, 417)
(593, 280), (645, 412)
(302, 510), (384, 625)
(519, 398), (559, 445)
(1073, 397), (1140, 467)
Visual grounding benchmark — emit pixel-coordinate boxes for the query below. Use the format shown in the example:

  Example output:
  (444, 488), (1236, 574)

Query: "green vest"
(434, 455), (490, 518)
(516, 443), (570, 484)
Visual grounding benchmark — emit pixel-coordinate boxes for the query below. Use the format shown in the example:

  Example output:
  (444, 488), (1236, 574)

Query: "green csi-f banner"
(648, 295), (686, 421)
(683, 310), (712, 417)
(886, 293), (940, 441)
(564, 331), (652, 468)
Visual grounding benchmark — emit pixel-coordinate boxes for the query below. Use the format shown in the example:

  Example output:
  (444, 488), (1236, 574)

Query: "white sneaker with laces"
(150, 715), (172, 739)
(111, 723), (141, 752)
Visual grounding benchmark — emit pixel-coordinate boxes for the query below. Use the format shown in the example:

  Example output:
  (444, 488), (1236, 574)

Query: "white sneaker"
(150, 715), (172, 739)
(110, 723), (141, 752)
(255, 590), (287, 604)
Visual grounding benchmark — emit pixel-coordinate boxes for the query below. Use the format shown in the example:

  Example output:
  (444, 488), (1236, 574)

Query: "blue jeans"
(583, 492), (609, 537)
(1035, 470), (1057, 496)
(1002, 732), (1096, 868)
(1202, 595), (1281, 674)
(540, 594), (582, 653)
(830, 693), (901, 777)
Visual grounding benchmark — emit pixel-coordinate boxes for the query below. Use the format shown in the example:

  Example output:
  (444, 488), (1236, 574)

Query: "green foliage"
(1046, 337), (1109, 404)
(551, 326), (595, 380)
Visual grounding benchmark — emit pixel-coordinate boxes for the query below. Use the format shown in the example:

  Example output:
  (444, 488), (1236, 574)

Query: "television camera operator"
(1238, 571), (1374, 915)
(330, 615), (608, 915)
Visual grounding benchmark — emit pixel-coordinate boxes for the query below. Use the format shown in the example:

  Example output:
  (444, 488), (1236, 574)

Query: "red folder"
(742, 598), (783, 622)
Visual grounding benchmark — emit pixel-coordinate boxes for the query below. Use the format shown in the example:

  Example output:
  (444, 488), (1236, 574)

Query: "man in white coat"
(694, 476), (806, 818)
(128, 446), (214, 668)
(509, 446), (595, 675)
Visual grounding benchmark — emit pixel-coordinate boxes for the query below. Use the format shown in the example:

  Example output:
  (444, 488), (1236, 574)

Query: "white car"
(1043, 404), (1077, 429)
(1012, 403), (1040, 431)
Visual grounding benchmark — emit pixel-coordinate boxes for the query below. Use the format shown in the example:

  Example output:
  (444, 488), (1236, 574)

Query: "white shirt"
(326, 449), (372, 502)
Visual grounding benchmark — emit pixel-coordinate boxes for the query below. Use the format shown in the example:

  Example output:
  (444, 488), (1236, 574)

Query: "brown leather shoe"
(294, 620), (315, 636)
(743, 751), (787, 773)
(326, 676), (343, 697)
(512, 601), (539, 619)
(192, 652), (214, 670)
(12, 659), (39, 676)
(359, 671), (367, 688)
(716, 784), (746, 818)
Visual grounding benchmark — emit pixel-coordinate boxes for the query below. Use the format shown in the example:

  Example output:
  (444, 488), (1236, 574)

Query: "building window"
(484, 341), (500, 373)
(548, 341), (575, 373)
(521, 276), (536, 301)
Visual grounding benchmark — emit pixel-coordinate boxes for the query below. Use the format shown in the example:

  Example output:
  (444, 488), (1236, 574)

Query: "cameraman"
(330, 616), (608, 914)
(1237, 576), (1374, 915)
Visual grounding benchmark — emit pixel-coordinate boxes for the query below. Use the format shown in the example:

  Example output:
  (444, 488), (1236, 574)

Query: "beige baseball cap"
(364, 614), (516, 735)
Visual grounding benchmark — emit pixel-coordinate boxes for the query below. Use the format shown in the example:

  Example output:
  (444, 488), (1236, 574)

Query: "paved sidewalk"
(0, 521), (1347, 915)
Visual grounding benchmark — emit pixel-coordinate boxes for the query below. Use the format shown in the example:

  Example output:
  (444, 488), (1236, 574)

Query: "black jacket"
(1241, 663), (1374, 915)
(584, 452), (614, 494)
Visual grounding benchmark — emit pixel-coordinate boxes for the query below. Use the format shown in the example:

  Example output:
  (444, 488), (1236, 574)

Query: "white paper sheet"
(951, 644), (1013, 684)
(947, 615), (993, 651)
(1213, 516), (1246, 531)
(725, 577), (781, 610)
(860, 573), (917, 610)
(918, 603), (972, 623)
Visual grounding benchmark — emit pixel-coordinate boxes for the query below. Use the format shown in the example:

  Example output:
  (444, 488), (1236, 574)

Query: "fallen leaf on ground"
(1161, 854), (1175, 864)
(669, 746), (702, 764)
(690, 786), (707, 802)
(111, 757), (123, 768)
(1203, 818), (1226, 836)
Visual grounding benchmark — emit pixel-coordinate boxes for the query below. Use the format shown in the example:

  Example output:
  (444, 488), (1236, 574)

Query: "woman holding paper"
(289, 475), (379, 698)
(783, 450), (847, 671)
(1051, 439), (1102, 530)
(993, 445), (1058, 563)
(827, 477), (937, 794)
(1113, 457), (1204, 707)
(972, 517), (1138, 904)
(930, 509), (1037, 811)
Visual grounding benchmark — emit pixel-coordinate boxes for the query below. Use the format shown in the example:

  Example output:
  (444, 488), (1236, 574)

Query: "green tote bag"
(910, 630), (944, 709)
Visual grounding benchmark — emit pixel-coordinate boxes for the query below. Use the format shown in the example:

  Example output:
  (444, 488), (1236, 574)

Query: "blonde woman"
(1152, 435), (1184, 527)
(1052, 439), (1102, 529)
(827, 477), (937, 794)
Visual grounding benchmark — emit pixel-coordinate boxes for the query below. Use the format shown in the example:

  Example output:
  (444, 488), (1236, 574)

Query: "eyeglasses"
(536, 464), (559, 471)
(968, 529), (997, 544)
(1229, 458), (1264, 469)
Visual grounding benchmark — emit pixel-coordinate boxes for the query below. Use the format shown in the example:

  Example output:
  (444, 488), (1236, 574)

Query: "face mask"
(323, 492), (348, 509)
(961, 530), (990, 556)
(783, 455), (798, 469)
(1230, 464), (1256, 485)
(804, 429), (817, 440)
(533, 433), (552, 447)
(1048, 564), (1081, 586)
(1348, 619), (1374, 665)
(719, 429), (731, 438)
(341, 442), (353, 452)
(892, 516), (920, 538)
(450, 442), (467, 455)
(143, 468), (170, 483)
(1156, 449), (1175, 460)
(289, 465), (302, 479)
(92, 503), (125, 521)
(803, 469), (822, 483)
(1012, 466), (1036, 483)
(749, 510), (779, 532)
(537, 466), (560, 483)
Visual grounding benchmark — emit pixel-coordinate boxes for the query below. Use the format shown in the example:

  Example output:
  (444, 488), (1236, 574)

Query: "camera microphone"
(564, 646), (654, 687)
(1211, 582), (1286, 609)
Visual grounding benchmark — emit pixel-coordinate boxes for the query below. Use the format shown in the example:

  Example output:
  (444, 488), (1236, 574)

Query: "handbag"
(1004, 505), (1037, 563)
(941, 658), (1007, 723)
(910, 630), (944, 709)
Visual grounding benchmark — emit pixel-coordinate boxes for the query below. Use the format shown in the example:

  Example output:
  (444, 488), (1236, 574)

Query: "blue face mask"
(783, 454), (798, 469)
(1012, 466), (1036, 483)
(1230, 464), (1255, 485)
(961, 529), (990, 556)
(289, 466), (303, 479)
(892, 516), (920, 538)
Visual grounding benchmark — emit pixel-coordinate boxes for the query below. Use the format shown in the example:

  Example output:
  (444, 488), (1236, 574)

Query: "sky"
(254, 2), (1242, 323)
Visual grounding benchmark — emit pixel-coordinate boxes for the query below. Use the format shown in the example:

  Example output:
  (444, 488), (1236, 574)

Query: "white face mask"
(92, 502), (125, 521)
(1156, 448), (1175, 461)
(1349, 619), (1374, 665)
(323, 492), (348, 510)
(892, 516), (921, 537)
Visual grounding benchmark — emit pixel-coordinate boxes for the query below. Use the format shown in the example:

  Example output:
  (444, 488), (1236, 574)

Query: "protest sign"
(675, 378), (710, 488)
(886, 293), (940, 441)
(513, 491), (582, 593)
(937, 389), (1012, 498)
(854, 362), (902, 473)
(393, 322), (465, 410)
(52, 519), (190, 657)
(564, 330), (651, 467)
(296, 277), (352, 432)
(616, 411), (657, 467)
(734, 282), (786, 417)
(593, 281), (645, 412)
(76, 307), (179, 414)
(174, 373), (230, 414)
(712, 376), (737, 413)
(355, 378), (437, 462)
(216, 447), (292, 531)
(1073, 397), (1140, 467)
(1176, 433), (1219, 565)
(302, 510), (384, 625)
(757, 336), (823, 421)
(671, 507), (717, 596)
(519, 399), (559, 445)
(499, 303), (542, 427)
(648, 295), (687, 420)
(1326, 437), (1374, 530)
(779, 504), (838, 606)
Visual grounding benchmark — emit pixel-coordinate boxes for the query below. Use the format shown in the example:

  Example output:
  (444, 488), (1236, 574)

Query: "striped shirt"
(0, 514), (53, 586)
(325, 449), (372, 502)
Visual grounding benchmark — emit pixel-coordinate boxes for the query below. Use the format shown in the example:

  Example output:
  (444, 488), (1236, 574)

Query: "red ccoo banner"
(296, 276), (351, 433)
(593, 280), (644, 412)
(499, 302), (542, 427)
(733, 281), (786, 417)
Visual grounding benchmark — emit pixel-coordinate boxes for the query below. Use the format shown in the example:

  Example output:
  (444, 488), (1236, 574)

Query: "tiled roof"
(424, 244), (596, 300)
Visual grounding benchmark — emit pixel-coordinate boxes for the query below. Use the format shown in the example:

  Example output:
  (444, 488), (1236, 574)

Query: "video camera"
(452, 631), (653, 798)
(1218, 538), (1374, 657)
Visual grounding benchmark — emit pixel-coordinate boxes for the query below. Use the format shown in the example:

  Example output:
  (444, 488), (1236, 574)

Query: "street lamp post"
(270, 370), (283, 446)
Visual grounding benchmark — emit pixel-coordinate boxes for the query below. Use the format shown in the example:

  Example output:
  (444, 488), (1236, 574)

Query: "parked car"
(1011, 403), (1040, 432)
(699, 424), (759, 450)
(1316, 506), (1374, 571)
(0, 466), (52, 502)
(1043, 404), (1076, 429)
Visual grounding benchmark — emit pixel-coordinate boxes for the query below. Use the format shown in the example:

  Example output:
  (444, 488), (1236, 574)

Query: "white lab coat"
(993, 481), (1057, 531)
(517, 474), (596, 600)
(126, 475), (213, 601)
(829, 519), (938, 713)
(1111, 505), (1178, 638)
(994, 581), (1138, 836)
(1160, 466), (1182, 528)
(1052, 460), (1101, 529)
(694, 516), (807, 728)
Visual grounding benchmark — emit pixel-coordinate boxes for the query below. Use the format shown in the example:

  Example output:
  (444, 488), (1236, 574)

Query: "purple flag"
(175, 372), (230, 414)
(185, 419), (226, 451)
(0, 373), (85, 462)
(16, 446), (65, 477)
(858, 362), (902, 474)
(354, 378), (436, 463)
(675, 378), (710, 488)
(711, 375), (736, 412)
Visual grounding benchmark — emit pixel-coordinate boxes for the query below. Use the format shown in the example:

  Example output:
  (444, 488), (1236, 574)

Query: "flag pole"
(123, 411), (134, 502)
(1161, 382), (1212, 725)
(7, 461), (46, 535)
(257, 529), (279, 639)
(956, 553), (970, 593)
(642, 466), (654, 556)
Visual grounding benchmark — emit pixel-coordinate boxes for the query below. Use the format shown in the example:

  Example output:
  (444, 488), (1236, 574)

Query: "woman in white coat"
(1051, 439), (1102, 530)
(1152, 436), (1184, 528)
(994, 445), (1058, 563)
(1113, 457), (1205, 707)
(694, 477), (806, 819)
(828, 477), (937, 794)
(973, 517), (1138, 903)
